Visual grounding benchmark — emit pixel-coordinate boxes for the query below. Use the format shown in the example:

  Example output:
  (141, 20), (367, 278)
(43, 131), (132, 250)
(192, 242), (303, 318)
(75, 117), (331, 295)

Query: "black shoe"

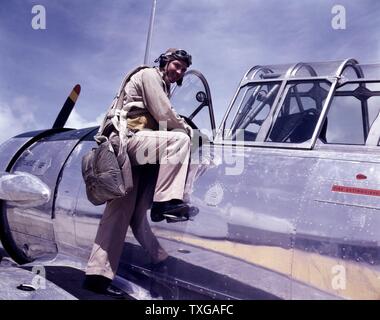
(151, 200), (190, 222)
(164, 213), (189, 223)
(150, 207), (166, 222)
(83, 275), (110, 292)
(82, 275), (126, 299)
(164, 203), (199, 223)
(164, 204), (200, 222)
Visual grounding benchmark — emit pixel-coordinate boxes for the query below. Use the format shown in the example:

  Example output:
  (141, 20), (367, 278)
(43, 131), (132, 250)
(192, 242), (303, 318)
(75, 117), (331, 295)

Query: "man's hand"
(185, 124), (194, 139)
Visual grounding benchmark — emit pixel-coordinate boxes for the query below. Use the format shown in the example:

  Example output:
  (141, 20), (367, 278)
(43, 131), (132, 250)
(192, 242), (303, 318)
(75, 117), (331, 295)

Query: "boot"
(82, 275), (127, 299)
(150, 200), (190, 222)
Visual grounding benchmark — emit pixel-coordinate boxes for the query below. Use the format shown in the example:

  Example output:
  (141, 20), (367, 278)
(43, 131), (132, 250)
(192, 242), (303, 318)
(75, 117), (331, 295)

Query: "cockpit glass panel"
(325, 81), (380, 145)
(325, 95), (365, 145)
(366, 84), (380, 128)
(171, 74), (205, 118)
(224, 82), (281, 141)
(170, 73), (212, 134)
(266, 80), (330, 143)
(294, 61), (343, 78)
(341, 65), (363, 79)
(354, 64), (380, 80)
(244, 61), (346, 80)
(245, 65), (293, 80)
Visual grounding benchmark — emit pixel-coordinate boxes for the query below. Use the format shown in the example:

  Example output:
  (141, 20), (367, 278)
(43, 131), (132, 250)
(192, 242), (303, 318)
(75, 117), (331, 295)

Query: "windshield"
(266, 80), (331, 143)
(170, 71), (215, 140)
(323, 81), (380, 145)
(224, 82), (281, 141)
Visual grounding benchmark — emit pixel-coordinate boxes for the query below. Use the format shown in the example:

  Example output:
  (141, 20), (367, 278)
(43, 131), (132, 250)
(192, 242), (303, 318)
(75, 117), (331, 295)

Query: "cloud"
(65, 109), (104, 129)
(0, 96), (104, 146)
(0, 96), (39, 144)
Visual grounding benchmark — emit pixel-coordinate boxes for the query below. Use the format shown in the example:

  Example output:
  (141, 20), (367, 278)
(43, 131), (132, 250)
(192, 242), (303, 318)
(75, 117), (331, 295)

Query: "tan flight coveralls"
(86, 67), (193, 279)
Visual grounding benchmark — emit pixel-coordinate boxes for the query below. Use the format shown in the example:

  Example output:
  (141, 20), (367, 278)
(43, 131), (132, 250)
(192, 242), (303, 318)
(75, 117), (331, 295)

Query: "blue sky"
(1, 0), (380, 143)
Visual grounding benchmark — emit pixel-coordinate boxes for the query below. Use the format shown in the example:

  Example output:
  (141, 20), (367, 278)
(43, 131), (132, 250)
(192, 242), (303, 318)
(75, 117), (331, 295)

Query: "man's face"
(164, 60), (188, 84)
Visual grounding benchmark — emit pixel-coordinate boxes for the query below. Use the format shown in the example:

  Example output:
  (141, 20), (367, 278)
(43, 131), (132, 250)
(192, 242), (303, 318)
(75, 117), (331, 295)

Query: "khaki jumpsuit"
(86, 67), (193, 280)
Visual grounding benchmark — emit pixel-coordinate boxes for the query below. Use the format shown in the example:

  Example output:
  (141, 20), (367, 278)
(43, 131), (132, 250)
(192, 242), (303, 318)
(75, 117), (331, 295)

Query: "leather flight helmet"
(155, 48), (192, 86)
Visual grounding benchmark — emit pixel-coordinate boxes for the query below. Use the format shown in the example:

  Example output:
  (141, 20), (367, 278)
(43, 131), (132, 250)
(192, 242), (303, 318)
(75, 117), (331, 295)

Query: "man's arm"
(141, 69), (192, 136)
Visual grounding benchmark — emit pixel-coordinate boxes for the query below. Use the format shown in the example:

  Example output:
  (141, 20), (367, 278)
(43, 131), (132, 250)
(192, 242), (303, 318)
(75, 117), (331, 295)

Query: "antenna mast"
(144, 0), (157, 64)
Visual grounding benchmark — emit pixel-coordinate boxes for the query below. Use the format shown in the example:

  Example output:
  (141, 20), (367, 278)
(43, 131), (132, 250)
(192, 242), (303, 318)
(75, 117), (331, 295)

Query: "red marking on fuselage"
(332, 185), (380, 197)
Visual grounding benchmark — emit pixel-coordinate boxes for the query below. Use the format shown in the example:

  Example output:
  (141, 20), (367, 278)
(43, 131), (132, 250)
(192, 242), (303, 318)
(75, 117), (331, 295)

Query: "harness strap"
(94, 65), (149, 145)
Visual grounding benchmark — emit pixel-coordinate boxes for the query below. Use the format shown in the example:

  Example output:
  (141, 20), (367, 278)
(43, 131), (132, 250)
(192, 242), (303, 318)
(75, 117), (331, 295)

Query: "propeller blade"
(52, 84), (81, 129)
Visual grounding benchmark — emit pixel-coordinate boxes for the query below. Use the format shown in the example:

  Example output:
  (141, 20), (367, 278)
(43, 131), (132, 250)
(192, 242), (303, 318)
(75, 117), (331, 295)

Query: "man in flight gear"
(83, 48), (197, 298)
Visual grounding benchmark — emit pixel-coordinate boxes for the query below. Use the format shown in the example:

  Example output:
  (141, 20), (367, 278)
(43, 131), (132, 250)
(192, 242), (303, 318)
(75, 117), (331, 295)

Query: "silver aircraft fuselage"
(1, 59), (380, 299)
